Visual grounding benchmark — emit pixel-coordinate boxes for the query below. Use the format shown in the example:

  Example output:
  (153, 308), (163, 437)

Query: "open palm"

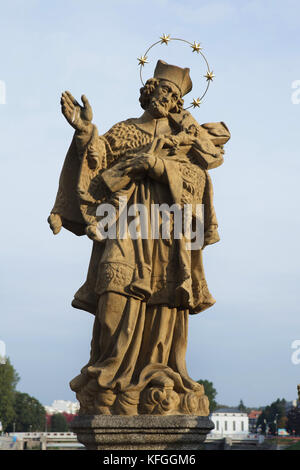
(60, 91), (93, 132)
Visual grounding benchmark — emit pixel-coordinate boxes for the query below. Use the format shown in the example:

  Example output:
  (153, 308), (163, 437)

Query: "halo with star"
(137, 35), (215, 109)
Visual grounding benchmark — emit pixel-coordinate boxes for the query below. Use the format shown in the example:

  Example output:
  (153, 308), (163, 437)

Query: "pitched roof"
(214, 407), (246, 414)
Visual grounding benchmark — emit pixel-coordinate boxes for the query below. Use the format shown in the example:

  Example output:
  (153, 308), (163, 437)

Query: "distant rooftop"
(213, 407), (247, 414)
(44, 400), (79, 415)
(248, 410), (262, 418)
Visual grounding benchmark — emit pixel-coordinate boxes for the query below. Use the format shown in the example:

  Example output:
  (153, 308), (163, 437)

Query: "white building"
(210, 408), (249, 436)
(44, 400), (79, 415)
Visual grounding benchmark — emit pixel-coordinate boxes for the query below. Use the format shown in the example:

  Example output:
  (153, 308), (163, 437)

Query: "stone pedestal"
(71, 415), (214, 450)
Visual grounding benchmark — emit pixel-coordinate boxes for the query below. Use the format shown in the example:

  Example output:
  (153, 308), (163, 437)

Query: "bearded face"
(148, 96), (169, 118)
(146, 80), (181, 118)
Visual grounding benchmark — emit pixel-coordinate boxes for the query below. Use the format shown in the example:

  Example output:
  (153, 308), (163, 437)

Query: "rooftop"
(248, 410), (262, 419)
(213, 407), (247, 414)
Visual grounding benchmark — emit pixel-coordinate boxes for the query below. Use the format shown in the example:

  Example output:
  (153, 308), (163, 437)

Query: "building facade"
(248, 409), (262, 432)
(44, 400), (79, 415)
(210, 408), (249, 436)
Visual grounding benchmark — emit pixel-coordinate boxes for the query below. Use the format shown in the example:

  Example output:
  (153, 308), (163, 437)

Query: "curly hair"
(139, 78), (184, 114)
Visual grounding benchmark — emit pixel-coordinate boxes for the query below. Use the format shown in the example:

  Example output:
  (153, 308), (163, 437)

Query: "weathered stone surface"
(49, 58), (230, 419)
(71, 415), (214, 450)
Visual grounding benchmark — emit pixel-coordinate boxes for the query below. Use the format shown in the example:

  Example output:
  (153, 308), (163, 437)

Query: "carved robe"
(51, 109), (230, 415)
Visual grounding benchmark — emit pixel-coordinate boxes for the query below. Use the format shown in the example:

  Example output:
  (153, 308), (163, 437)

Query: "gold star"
(160, 34), (171, 45)
(204, 71), (215, 81)
(191, 98), (202, 108)
(137, 55), (148, 66)
(191, 41), (202, 53)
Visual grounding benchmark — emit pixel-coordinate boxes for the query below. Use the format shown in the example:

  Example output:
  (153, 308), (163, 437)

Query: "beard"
(147, 96), (169, 118)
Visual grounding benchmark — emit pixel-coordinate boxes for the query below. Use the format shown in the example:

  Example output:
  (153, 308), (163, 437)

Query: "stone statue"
(48, 60), (230, 417)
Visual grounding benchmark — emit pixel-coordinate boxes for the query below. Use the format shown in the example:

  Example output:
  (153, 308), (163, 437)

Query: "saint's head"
(139, 60), (192, 118)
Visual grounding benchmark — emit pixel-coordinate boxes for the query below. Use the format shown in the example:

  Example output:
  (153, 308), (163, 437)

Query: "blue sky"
(1, 0), (300, 408)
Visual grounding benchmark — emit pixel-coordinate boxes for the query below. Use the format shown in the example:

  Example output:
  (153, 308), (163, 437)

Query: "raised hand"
(60, 91), (93, 133)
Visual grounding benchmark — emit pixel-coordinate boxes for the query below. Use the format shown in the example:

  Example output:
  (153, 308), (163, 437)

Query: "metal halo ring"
(137, 35), (215, 109)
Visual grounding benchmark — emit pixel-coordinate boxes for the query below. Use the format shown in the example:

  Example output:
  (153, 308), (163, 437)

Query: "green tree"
(9, 392), (46, 432)
(256, 398), (286, 434)
(286, 407), (300, 435)
(279, 415), (288, 429)
(51, 413), (68, 432)
(197, 380), (217, 412)
(0, 358), (19, 431)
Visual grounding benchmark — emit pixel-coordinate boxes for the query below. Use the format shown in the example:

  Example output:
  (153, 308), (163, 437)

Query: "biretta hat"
(154, 60), (193, 97)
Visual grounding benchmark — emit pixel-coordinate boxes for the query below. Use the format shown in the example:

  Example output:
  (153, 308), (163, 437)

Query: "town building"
(248, 410), (262, 432)
(44, 400), (79, 415)
(210, 408), (249, 436)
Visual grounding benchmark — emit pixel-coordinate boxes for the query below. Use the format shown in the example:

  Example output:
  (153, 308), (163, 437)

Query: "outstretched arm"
(48, 92), (98, 236)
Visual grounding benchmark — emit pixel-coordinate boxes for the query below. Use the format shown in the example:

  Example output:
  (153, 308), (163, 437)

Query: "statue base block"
(71, 415), (214, 450)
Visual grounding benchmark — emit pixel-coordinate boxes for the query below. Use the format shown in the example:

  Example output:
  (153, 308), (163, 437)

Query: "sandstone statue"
(48, 60), (230, 416)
